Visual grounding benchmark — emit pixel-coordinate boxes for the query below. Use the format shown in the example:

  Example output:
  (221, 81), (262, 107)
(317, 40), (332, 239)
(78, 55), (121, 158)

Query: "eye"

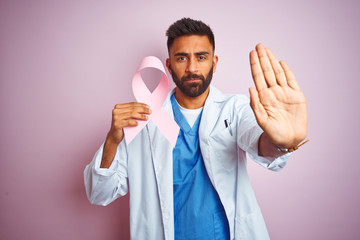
(198, 55), (206, 60)
(177, 56), (187, 61)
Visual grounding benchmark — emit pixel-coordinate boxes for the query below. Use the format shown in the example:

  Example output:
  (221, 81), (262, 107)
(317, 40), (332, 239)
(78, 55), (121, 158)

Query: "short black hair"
(166, 18), (215, 53)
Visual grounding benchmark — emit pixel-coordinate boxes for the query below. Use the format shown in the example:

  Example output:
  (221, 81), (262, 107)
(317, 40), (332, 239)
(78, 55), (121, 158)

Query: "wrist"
(106, 129), (123, 145)
(272, 133), (308, 149)
(100, 132), (121, 169)
(276, 139), (309, 153)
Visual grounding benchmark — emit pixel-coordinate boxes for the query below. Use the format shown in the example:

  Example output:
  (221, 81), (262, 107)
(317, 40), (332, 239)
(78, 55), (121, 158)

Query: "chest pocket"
(209, 119), (237, 170)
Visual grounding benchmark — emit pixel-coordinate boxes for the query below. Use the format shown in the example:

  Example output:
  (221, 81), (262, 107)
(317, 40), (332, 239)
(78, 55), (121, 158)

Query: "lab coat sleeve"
(236, 100), (291, 171)
(84, 139), (129, 206)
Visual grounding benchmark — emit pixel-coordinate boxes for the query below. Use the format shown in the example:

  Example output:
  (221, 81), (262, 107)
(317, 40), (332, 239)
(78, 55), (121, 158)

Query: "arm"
(84, 140), (129, 205)
(249, 43), (308, 157)
(83, 102), (151, 205)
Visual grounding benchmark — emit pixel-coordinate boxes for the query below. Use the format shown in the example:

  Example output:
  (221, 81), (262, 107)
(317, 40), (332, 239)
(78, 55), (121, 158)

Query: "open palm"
(249, 44), (307, 148)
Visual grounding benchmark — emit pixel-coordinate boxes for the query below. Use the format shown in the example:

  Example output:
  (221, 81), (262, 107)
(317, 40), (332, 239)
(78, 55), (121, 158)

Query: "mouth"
(184, 78), (201, 83)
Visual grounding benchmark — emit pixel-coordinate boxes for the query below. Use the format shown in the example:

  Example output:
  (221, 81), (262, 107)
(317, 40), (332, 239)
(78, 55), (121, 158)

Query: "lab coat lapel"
(147, 90), (177, 240)
(199, 86), (224, 186)
(199, 86), (222, 138)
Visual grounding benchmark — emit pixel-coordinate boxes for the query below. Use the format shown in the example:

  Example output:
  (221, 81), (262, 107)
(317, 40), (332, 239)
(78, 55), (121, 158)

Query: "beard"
(170, 65), (213, 98)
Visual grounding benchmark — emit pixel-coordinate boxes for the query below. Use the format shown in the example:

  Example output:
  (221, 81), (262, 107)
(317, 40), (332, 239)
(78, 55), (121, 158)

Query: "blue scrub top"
(171, 94), (230, 240)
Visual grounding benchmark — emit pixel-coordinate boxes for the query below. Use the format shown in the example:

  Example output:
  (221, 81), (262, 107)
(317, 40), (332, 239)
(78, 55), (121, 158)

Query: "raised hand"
(249, 43), (307, 149)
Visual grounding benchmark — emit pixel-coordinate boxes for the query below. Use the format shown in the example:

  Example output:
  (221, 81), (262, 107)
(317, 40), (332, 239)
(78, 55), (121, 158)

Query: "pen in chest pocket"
(224, 119), (233, 136)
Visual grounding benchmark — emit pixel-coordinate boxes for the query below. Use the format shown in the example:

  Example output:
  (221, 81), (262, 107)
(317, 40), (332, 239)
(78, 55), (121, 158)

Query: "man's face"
(166, 35), (218, 98)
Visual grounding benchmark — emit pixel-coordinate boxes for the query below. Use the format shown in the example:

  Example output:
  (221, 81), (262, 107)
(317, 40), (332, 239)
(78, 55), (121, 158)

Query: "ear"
(166, 58), (172, 74)
(212, 55), (219, 73)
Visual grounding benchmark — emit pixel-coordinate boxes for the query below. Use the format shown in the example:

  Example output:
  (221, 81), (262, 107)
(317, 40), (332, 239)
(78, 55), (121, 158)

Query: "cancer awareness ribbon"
(123, 56), (180, 147)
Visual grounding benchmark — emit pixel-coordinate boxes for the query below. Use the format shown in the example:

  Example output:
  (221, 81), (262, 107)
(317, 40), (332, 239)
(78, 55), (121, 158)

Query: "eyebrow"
(174, 51), (210, 57)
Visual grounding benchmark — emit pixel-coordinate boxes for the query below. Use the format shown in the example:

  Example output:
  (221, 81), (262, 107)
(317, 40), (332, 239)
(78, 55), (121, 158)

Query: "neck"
(174, 86), (210, 109)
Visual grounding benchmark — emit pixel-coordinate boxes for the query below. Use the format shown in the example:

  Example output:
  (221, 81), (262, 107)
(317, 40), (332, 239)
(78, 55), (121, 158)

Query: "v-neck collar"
(171, 94), (203, 135)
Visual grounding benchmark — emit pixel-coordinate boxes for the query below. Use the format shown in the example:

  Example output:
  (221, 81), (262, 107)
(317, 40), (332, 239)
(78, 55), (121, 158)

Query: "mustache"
(181, 74), (205, 82)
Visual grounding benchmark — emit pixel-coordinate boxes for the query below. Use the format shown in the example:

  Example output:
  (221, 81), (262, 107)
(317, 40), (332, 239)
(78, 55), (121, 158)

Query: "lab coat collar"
(162, 85), (227, 112)
(199, 85), (227, 137)
(162, 85), (227, 141)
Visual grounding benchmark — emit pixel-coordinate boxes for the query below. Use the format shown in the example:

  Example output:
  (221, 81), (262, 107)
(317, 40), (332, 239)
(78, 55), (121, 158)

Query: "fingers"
(280, 61), (301, 91)
(265, 48), (287, 86)
(250, 50), (267, 91)
(114, 102), (151, 115)
(106, 102), (151, 144)
(115, 102), (150, 112)
(249, 87), (267, 127)
(112, 102), (152, 129)
(113, 110), (148, 122)
(250, 43), (292, 90)
(255, 44), (277, 87)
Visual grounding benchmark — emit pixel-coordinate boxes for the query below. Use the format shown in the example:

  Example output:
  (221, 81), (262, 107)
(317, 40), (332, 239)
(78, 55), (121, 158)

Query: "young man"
(84, 18), (308, 240)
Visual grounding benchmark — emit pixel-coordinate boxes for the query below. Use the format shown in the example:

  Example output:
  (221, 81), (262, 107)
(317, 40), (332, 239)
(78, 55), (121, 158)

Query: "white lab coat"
(84, 86), (290, 240)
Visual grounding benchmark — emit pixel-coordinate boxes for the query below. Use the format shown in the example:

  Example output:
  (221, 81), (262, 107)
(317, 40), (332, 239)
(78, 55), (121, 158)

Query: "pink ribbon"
(123, 56), (179, 147)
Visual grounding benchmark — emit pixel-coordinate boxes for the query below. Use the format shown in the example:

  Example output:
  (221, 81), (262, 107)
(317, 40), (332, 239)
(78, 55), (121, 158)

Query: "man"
(84, 18), (308, 240)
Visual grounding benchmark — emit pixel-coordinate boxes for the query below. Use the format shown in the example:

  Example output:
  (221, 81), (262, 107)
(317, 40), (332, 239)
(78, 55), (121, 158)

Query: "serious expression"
(166, 35), (218, 98)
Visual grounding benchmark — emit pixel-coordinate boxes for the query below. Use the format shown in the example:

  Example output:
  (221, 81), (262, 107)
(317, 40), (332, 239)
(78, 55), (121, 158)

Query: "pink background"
(1, 0), (359, 239)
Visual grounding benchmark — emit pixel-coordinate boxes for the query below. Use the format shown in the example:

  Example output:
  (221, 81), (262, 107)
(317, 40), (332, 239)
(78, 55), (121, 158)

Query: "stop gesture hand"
(249, 44), (308, 149)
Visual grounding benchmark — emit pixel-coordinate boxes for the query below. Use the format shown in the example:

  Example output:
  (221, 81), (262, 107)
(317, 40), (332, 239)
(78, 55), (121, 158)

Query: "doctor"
(84, 18), (308, 240)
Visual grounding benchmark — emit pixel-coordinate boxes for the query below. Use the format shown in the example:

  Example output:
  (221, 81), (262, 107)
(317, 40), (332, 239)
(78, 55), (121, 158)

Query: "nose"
(185, 58), (199, 74)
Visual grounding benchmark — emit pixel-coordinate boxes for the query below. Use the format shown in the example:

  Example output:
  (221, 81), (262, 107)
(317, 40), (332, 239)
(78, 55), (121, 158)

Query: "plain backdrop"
(1, 0), (359, 239)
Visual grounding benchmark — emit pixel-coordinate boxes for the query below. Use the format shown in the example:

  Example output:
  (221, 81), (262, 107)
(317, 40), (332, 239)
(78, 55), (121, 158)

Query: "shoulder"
(209, 85), (250, 110)
(207, 86), (256, 126)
